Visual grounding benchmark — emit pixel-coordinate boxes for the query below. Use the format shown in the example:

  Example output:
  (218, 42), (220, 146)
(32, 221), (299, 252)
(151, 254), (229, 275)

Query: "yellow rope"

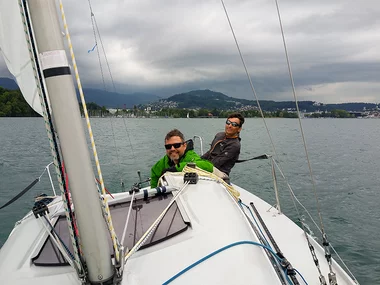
(182, 166), (240, 199)
(58, 1), (120, 263)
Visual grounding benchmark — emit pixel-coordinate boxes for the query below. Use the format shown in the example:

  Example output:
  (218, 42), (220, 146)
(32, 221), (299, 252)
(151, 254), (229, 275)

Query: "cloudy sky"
(1, 0), (380, 103)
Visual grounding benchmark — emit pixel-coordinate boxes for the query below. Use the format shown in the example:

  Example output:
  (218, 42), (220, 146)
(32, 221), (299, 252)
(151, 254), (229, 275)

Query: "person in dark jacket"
(150, 129), (213, 188)
(201, 113), (244, 176)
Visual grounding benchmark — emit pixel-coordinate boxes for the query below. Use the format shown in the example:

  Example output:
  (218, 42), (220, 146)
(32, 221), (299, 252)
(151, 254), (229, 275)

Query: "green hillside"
(0, 87), (39, 117)
(165, 89), (377, 112)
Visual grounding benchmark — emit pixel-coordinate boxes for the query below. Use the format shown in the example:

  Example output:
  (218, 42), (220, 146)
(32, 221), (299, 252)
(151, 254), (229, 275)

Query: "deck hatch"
(32, 194), (188, 266)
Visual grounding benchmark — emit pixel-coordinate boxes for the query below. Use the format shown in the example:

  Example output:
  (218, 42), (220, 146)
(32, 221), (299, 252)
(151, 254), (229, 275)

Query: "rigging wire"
(273, 0), (326, 237)
(87, 0), (139, 187)
(220, 0), (304, 221)
(220, 0), (281, 166)
(273, 0), (337, 282)
(87, 0), (124, 187)
(220, 0), (343, 283)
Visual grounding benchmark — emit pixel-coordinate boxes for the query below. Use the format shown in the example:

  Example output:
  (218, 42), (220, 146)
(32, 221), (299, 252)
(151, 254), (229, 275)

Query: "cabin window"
(32, 194), (188, 266)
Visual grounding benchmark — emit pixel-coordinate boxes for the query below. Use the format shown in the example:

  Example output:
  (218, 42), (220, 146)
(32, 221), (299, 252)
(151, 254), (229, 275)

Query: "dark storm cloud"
(1, 0), (380, 103)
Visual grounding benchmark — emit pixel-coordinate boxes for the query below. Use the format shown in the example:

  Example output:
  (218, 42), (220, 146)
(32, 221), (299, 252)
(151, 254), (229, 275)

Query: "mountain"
(165, 89), (296, 110)
(165, 89), (378, 112)
(78, 88), (160, 108)
(1, 78), (377, 112)
(0, 78), (18, 90)
(0, 77), (160, 108)
(167, 89), (255, 110)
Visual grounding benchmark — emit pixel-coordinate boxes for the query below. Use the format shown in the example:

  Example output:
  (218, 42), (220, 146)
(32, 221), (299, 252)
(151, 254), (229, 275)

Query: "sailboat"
(0, 1), (360, 284)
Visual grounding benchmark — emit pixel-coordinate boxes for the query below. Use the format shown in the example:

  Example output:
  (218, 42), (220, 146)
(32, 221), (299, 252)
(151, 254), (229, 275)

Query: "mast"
(27, 0), (114, 283)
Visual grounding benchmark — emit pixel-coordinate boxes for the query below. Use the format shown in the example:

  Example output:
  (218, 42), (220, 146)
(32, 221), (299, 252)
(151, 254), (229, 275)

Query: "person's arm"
(150, 157), (167, 188)
(150, 166), (160, 188)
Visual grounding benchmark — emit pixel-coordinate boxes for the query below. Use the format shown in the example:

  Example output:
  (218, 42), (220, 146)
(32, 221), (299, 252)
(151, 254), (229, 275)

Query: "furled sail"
(0, 1), (43, 116)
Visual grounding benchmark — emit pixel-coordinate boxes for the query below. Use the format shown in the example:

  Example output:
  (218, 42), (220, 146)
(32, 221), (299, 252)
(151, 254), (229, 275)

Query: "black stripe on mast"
(43, 66), (71, 78)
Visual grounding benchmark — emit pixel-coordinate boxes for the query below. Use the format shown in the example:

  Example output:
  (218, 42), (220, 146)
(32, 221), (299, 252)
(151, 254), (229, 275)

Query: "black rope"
(0, 178), (39, 210)
(236, 153), (270, 163)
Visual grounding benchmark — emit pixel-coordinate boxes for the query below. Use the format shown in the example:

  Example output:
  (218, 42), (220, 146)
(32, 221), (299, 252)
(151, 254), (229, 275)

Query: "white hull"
(0, 172), (357, 285)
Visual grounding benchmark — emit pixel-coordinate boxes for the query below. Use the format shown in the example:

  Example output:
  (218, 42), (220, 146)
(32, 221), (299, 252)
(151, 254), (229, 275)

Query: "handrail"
(193, 135), (204, 155)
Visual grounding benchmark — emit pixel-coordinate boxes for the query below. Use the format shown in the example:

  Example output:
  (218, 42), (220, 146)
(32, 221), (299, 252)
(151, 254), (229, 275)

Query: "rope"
(182, 165), (240, 199)
(121, 190), (136, 245)
(162, 241), (308, 285)
(0, 178), (38, 210)
(18, 0), (83, 274)
(58, 0), (121, 263)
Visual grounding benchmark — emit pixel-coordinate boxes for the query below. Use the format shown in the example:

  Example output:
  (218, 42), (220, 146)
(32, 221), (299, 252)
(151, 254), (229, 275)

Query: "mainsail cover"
(0, 1), (43, 116)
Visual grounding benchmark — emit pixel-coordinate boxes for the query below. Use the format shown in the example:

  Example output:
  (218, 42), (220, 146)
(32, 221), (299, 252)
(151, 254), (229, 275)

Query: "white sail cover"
(0, 1), (43, 116)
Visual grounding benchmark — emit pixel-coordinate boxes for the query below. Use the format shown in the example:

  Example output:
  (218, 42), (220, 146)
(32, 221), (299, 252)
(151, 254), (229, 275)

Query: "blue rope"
(162, 240), (284, 284)
(293, 268), (309, 285)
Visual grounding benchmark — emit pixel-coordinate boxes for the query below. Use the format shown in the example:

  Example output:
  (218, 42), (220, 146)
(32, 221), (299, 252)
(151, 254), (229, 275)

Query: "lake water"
(0, 117), (379, 284)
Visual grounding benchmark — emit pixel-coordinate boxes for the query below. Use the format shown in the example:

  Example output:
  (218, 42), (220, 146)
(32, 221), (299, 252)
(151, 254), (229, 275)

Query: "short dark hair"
(165, 129), (185, 142)
(227, 112), (245, 127)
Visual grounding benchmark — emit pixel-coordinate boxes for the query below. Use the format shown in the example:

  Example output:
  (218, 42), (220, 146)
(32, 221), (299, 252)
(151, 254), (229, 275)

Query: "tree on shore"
(0, 87), (39, 117)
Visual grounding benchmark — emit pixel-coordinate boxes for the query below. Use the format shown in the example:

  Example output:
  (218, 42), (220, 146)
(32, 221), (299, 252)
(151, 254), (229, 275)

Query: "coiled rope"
(182, 165), (240, 199)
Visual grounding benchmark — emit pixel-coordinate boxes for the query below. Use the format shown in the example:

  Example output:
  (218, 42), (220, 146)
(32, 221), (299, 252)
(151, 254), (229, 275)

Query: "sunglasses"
(226, 120), (240, 127)
(164, 142), (184, 150)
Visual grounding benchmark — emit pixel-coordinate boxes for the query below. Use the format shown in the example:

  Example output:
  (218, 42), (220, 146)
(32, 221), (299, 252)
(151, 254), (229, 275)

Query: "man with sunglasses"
(150, 129), (213, 188)
(201, 113), (244, 179)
